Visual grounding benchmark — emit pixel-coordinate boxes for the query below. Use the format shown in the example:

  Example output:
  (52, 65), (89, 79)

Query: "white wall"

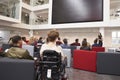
(0, 30), (10, 46)
(104, 27), (120, 48)
(0, 27), (30, 46)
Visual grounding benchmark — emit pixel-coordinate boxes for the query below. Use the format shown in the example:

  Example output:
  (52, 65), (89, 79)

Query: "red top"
(56, 41), (62, 45)
(71, 42), (80, 46)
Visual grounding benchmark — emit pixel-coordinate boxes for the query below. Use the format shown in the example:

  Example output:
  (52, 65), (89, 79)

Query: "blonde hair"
(28, 36), (35, 44)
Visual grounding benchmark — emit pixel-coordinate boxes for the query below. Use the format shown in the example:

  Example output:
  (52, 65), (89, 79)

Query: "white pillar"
(29, 30), (33, 37)
(30, 0), (34, 6)
(19, 0), (22, 21)
(104, 0), (110, 22)
(29, 12), (36, 25)
(48, 0), (52, 25)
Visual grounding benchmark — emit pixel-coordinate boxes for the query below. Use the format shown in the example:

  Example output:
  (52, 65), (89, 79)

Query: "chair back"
(70, 46), (76, 57)
(92, 47), (105, 52)
(22, 45), (34, 57)
(40, 50), (62, 80)
(42, 50), (61, 63)
(1, 44), (10, 51)
(62, 49), (71, 67)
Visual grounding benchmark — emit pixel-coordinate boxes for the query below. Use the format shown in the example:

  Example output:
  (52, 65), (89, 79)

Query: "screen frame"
(51, 0), (104, 24)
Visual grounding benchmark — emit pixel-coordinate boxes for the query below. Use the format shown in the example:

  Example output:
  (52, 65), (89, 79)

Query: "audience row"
(0, 30), (103, 60)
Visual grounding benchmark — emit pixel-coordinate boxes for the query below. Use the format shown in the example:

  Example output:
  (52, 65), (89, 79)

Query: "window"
(112, 31), (120, 44)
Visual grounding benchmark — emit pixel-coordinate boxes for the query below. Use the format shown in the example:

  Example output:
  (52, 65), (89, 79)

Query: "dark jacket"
(92, 43), (100, 47)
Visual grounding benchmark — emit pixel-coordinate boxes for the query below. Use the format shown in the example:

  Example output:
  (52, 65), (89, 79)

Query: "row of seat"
(73, 48), (120, 76)
(63, 47), (105, 68)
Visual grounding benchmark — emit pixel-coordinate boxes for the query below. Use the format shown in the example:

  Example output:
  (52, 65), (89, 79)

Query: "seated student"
(38, 37), (44, 44)
(4, 35), (33, 60)
(82, 38), (91, 47)
(80, 41), (91, 51)
(56, 37), (63, 45)
(40, 30), (66, 61)
(92, 38), (100, 47)
(61, 38), (70, 49)
(70, 39), (80, 46)
(40, 30), (67, 77)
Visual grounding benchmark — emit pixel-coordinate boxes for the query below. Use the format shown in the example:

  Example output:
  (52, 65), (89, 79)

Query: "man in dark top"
(71, 39), (80, 46)
(92, 38), (100, 47)
(56, 37), (62, 45)
(38, 37), (44, 44)
(61, 38), (70, 49)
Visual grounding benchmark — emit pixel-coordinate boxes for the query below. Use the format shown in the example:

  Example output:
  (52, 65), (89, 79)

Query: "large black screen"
(52, 0), (103, 24)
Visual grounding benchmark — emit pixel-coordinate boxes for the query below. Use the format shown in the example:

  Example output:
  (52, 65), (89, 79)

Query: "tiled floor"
(66, 68), (120, 80)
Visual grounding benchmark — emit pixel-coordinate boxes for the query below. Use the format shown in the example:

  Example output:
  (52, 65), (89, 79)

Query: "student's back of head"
(47, 30), (59, 42)
(63, 38), (68, 44)
(11, 35), (22, 47)
(80, 41), (91, 51)
(75, 39), (79, 43)
(82, 41), (87, 47)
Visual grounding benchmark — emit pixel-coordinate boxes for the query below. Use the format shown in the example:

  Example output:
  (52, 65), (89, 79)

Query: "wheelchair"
(36, 50), (66, 80)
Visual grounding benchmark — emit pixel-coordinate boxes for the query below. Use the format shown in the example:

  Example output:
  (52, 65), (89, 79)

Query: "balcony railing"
(0, 0), (20, 19)
(33, 0), (49, 6)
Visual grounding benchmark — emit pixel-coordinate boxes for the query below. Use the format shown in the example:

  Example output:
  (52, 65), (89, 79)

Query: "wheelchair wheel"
(61, 73), (68, 80)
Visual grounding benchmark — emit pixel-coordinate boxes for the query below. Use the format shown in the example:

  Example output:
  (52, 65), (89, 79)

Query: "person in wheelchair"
(39, 30), (67, 80)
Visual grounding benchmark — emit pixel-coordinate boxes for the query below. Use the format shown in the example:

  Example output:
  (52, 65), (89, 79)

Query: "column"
(29, 30), (33, 37)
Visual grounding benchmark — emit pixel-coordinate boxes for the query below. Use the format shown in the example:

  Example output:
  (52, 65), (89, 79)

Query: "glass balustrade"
(33, 0), (49, 6)
(0, 0), (20, 19)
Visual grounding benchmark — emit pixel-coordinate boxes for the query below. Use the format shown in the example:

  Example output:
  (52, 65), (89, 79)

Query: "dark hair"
(22, 37), (26, 41)
(46, 37), (49, 43)
(58, 37), (60, 40)
(12, 35), (22, 44)
(75, 39), (79, 42)
(47, 30), (59, 42)
(98, 33), (102, 39)
(83, 38), (87, 41)
(63, 38), (68, 44)
(94, 38), (98, 43)
(98, 35), (102, 39)
(8, 37), (13, 43)
(39, 37), (42, 40)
